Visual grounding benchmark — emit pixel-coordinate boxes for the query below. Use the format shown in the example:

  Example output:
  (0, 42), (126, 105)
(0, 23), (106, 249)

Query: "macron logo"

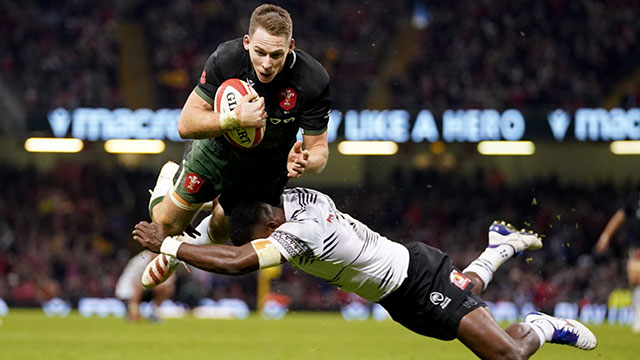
(548, 109), (571, 141)
(48, 108), (71, 137)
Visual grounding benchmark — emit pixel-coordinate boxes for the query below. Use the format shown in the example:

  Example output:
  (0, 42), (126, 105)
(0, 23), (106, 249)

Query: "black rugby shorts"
(379, 242), (486, 340)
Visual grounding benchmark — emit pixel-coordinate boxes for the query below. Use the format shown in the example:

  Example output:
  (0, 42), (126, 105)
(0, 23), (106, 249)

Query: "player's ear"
(288, 38), (295, 53)
(243, 35), (251, 50)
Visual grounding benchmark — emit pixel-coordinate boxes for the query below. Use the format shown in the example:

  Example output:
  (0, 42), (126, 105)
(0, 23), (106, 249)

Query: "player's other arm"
(177, 89), (266, 139)
(133, 221), (283, 275)
(287, 132), (329, 178)
(289, 68), (331, 177)
(176, 242), (259, 275)
(304, 131), (329, 174)
(596, 208), (626, 253)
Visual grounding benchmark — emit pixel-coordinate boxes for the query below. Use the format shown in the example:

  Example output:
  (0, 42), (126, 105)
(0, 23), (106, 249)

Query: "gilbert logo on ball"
(214, 78), (265, 149)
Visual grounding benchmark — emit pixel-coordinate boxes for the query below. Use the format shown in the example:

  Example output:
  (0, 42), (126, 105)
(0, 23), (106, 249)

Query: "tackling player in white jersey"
(133, 187), (597, 359)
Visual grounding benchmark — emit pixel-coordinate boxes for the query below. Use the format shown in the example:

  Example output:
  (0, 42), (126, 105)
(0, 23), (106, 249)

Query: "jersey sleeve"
(267, 218), (323, 261)
(194, 51), (224, 106)
(300, 78), (331, 136)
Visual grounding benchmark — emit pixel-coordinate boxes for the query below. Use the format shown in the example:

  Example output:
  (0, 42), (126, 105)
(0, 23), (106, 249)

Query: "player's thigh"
(457, 307), (520, 360)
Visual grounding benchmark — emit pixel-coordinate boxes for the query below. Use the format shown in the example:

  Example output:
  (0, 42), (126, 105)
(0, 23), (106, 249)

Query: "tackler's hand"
(132, 221), (167, 253)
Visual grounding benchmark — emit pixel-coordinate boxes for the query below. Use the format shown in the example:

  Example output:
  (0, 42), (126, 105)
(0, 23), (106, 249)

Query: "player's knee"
(151, 200), (192, 236)
(209, 217), (230, 242)
(207, 205), (230, 242)
(153, 212), (183, 236)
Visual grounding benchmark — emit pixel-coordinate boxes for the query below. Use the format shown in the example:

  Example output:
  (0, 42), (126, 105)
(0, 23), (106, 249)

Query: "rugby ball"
(214, 78), (265, 149)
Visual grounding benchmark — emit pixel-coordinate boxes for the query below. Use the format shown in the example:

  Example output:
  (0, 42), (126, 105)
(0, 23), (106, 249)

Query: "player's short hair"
(229, 201), (272, 246)
(248, 4), (292, 38)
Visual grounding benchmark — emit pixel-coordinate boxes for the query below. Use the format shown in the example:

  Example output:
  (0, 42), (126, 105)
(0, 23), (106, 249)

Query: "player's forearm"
(305, 144), (329, 174)
(176, 243), (259, 275)
(177, 107), (226, 139)
(603, 209), (626, 239)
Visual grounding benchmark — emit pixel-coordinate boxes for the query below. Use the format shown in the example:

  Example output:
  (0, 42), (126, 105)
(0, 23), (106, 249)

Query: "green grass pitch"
(1, 309), (639, 359)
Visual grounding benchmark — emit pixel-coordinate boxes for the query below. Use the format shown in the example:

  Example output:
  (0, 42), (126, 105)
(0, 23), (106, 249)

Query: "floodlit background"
(1, 0), (640, 345)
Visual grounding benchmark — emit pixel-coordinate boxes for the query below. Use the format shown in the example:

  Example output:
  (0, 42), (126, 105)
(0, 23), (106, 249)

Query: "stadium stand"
(388, 0), (640, 112)
(0, 163), (632, 311)
(133, 0), (409, 110)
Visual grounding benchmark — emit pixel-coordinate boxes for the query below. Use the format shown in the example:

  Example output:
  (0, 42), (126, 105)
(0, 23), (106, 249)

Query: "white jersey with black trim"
(267, 188), (410, 302)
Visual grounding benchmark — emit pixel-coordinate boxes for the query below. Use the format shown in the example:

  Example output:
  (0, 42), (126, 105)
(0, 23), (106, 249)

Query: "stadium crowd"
(0, 0), (123, 112)
(0, 162), (632, 312)
(133, 0), (408, 110)
(4, 1), (638, 114)
(390, 0), (640, 112)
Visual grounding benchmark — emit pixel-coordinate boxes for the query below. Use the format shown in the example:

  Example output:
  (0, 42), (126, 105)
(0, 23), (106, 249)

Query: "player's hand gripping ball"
(215, 78), (265, 149)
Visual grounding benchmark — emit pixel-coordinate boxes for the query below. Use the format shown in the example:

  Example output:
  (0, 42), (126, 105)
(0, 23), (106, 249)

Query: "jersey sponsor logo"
(279, 87), (297, 111)
(430, 291), (451, 309)
(184, 173), (203, 193)
(449, 269), (471, 290)
(269, 116), (295, 125)
(200, 71), (206, 85)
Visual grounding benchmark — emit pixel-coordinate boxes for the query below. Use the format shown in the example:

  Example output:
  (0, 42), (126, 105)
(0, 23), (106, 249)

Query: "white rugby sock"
(463, 245), (515, 290)
(525, 322), (547, 348)
(182, 215), (215, 245)
(526, 316), (555, 342)
(148, 162), (180, 217)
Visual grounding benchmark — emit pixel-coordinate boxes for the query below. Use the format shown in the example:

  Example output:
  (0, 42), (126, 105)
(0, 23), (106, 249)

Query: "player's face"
(251, 217), (280, 240)
(244, 27), (294, 83)
(250, 206), (285, 240)
(251, 224), (275, 240)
